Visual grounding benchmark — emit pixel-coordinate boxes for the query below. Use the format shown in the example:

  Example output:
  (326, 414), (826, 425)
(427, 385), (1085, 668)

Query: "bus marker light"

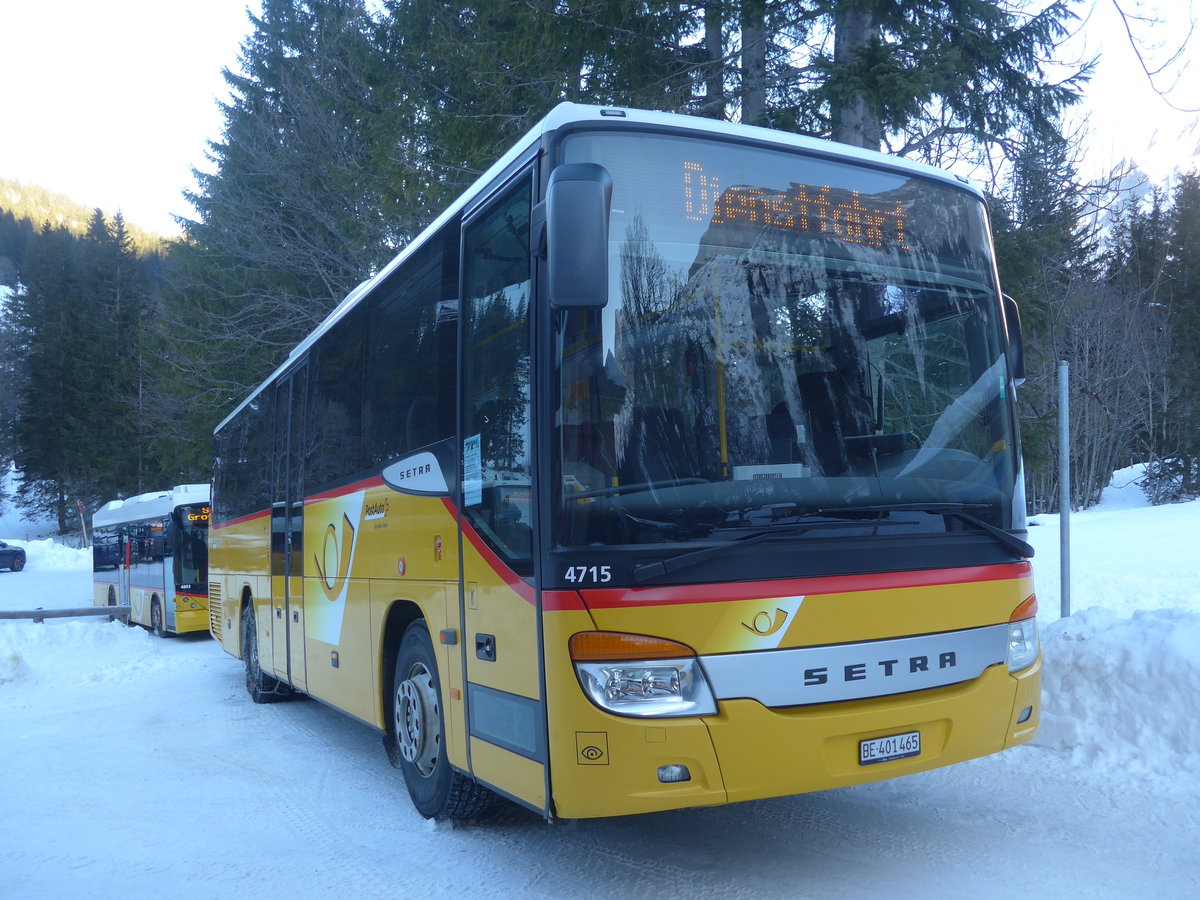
(657, 765), (691, 784)
(570, 631), (695, 661)
(1017, 705), (1033, 724)
(1010, 594), (1038, 621)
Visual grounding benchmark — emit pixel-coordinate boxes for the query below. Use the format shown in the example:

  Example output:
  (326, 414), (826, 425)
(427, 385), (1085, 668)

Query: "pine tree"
(3, 211), (157, 530)
(173, 0), (390, 403)
(1161, 170), (1200, 497)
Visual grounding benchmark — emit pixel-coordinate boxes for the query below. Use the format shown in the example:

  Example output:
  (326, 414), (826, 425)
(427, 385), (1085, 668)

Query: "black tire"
(107, 586), (117, 606)
(389, 620), (494, 821)
(150, 598), (167, 638)
(11, 553), (25, 572)
(241, 603), (289, 703)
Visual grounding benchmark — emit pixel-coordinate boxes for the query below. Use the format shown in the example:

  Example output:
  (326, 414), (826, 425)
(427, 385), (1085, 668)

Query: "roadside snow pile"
(0, 619), (164, 688)
(2, 538), (91, 571)
(1035, 607), (1200, 782)
(0, 647), (31, 684)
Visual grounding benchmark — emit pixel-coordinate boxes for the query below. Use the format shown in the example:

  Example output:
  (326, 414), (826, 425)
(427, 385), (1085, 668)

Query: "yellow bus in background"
(208, 104), (1040, 822)
(93, 484), (210, 636)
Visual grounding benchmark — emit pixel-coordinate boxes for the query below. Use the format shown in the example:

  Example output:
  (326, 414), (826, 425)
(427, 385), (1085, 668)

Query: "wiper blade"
(632, 521), (861, 584)
(820, 502), (1034, 558)
(569, 478), (708, 501)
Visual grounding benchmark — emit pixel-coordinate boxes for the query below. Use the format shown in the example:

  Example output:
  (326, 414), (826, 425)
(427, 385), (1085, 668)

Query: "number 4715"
(563, 565), (612, 584)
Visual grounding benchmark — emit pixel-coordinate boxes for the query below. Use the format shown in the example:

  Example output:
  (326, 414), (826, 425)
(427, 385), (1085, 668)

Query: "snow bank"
(1, 537), (91, 571)
(0, 466), (59, 540)
(1035, 607), (1200, 782)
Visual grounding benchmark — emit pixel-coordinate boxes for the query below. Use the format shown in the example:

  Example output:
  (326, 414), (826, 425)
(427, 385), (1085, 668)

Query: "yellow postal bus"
(93, 484), (210, 636)
(209, 104), (1040, 822)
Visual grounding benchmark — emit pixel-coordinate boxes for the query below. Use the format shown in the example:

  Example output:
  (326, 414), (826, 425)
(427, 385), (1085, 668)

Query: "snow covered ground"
(1, 467), (1197, 899)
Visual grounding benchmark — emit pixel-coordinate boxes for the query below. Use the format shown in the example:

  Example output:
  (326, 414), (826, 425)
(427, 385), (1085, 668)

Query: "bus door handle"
(475, 634), (496, 662)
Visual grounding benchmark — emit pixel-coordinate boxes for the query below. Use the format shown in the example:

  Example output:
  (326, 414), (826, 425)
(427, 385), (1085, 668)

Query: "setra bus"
(93, 484), (211, 636)
(208, 104), (1039, 822)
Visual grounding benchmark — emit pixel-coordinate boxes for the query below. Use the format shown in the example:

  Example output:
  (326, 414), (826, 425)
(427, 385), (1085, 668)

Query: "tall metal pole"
(1058, 361), (1071, 619)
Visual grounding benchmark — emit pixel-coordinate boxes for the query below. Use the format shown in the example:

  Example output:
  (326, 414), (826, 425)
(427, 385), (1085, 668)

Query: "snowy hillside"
(1, 469), (1197, 899)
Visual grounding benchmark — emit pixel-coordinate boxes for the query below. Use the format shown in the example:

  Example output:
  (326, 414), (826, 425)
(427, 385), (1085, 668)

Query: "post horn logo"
(742, 607), (789, 637)
(315, 513), (356, 601)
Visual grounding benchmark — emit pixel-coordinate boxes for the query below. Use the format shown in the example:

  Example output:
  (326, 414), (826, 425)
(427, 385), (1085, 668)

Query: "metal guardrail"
(0, 606), (130, 624)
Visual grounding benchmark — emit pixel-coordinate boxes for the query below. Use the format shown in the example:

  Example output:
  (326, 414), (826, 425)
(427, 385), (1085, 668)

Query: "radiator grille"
(208, 582), (223, 640)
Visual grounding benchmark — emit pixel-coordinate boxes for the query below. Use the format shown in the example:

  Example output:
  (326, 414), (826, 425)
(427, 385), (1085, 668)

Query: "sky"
(0, 1), (1197, 238)
(0, 0), (262, 236)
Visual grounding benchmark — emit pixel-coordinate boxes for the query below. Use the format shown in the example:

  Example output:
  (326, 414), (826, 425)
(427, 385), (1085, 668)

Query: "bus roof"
(215, 103), (982, 434)
(92, 484), (210, 529)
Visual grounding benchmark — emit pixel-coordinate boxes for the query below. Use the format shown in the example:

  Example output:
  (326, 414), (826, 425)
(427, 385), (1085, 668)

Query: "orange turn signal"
(569, 631), (696, 662)
(1010, 594), (1038, 622)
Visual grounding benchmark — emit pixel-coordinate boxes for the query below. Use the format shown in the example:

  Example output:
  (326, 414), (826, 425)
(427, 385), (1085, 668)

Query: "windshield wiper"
(818, 502), (1034, 559)
(631, 520), (870, 583)
(631, 502), (1031, 584)
(569, 478), (709, 501)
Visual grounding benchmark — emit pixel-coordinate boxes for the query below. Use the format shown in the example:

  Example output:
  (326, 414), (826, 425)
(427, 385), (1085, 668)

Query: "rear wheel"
(150, 598), (167, 637)
(241, 603), (289, 703)
(390, 621), (494, 820)
(11, 552), (25, 572)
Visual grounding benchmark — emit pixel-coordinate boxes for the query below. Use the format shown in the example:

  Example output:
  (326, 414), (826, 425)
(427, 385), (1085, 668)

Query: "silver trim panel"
(700, 624), (1010, 707)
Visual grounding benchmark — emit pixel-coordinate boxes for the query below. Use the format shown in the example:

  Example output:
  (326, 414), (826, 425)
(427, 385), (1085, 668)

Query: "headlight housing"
(570, 632), (718, 718)
(1006, 595), (1040, 672)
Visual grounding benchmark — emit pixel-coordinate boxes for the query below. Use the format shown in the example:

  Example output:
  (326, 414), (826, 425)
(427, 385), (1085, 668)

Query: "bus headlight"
(570, 632), (717, 718)
(1006, 595), (1040, 672)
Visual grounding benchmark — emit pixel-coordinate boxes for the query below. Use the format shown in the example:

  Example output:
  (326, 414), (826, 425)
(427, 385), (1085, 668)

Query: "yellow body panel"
(584, 568), (1035, 653)
(173, 595), (210, 634)
(470, 737), (547, 809)
(544, 567), (1039, 819)
(92, 580), (118, 608)
(213, 480), (1038, 821)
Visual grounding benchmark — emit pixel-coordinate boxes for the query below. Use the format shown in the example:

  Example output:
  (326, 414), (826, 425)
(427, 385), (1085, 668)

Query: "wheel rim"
(396, 663), (440, 777)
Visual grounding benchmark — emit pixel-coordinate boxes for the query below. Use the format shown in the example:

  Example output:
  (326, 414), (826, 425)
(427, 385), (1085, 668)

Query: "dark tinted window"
(363, 220), (459, 465)
(462, 175), (534, 573)
(213, 389), (274, 524)
(307, 306), (366, 489)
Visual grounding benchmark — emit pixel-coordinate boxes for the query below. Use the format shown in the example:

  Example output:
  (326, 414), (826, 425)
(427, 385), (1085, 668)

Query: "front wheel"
(150, 598), (167, 638)
(241, 603), (289, 703)
(389, 621), (494, 820)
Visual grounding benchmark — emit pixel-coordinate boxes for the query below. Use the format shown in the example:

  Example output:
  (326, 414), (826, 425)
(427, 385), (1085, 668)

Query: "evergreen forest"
(1, 0), (1198, 534)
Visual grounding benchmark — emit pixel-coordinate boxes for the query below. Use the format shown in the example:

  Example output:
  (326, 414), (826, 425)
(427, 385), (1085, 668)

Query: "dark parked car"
(0, 540), (27, 572)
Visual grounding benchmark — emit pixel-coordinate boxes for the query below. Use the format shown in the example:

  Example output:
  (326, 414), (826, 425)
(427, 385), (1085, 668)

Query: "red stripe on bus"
(575, 562), (1032, 610)
(212, 509), (269, 530)
(542, 590), (586, 611)
(306, 475), (385, 505)
(446, 497), (537, 606)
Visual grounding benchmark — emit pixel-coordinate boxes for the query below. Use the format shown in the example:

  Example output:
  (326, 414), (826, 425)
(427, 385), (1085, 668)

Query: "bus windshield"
(554, 131), (1017, 550)
(175, 502), (210, 587)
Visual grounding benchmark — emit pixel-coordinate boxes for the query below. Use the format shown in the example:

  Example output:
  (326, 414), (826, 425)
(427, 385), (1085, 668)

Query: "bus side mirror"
(547, 163), (612, 309)
(1002, 294), (1026, 386)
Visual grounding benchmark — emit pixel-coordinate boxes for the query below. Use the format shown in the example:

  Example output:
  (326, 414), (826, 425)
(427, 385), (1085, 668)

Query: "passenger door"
(269, 364), (308, 690)
(459, 171), (547, 811)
